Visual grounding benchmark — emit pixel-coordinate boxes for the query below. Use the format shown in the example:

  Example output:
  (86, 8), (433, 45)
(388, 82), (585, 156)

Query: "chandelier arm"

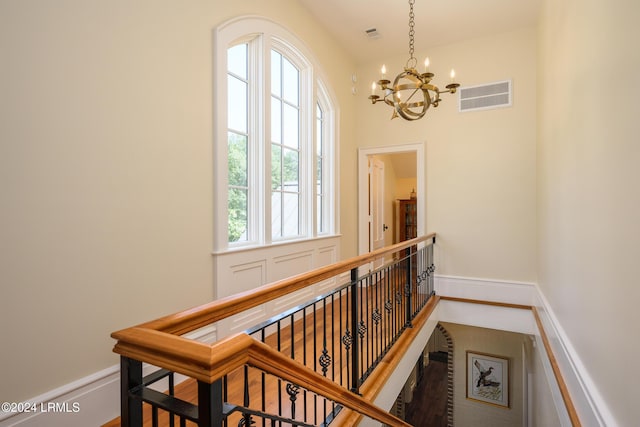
(368, 0), (459, 121)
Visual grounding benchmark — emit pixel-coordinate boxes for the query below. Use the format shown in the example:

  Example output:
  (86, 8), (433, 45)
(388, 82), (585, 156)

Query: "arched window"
(214, 17), (336, 251)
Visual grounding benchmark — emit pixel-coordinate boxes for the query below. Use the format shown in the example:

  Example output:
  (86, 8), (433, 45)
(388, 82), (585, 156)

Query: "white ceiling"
(298, 0), (541, 64)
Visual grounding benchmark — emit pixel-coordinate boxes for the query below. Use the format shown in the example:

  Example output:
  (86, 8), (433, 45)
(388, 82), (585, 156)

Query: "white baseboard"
(0, 325), (217, 427)
(533, 288), (618, 427)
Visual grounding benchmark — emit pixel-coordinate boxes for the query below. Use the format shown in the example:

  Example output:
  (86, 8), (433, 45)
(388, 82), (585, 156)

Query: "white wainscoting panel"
(213, 236), (341, 339)
(435, 274), (537, 305)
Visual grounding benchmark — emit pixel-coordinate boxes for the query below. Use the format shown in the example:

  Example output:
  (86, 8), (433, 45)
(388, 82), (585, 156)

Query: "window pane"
(316, 104), (323, 156)
(283, 193), (299, 237)
(228, 188), (248, 242)
(227, 44), (247, 79)
(271, 50), (282, 96)
(283, 103), (299, 148)
(283, 148), (299, 192)
(271, 191), (282, 239)
(271, 97), (282, 144)
(282, 57), (299, 105)
(316, 157), (322, 189)
(317, 194), (324, 234)
(271, 144), (282, 190)
(228, 75), (247, 133)
(228, 132), (247, 187)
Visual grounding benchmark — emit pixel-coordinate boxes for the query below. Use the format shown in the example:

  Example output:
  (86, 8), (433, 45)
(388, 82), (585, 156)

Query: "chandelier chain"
(407, 0), (416, 68)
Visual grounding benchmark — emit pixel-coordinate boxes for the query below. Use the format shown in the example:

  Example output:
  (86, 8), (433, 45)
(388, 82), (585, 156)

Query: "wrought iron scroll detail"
(342, 329), (353, 350)
(372, 308), (382, 325)
(319, 347), (331, 376)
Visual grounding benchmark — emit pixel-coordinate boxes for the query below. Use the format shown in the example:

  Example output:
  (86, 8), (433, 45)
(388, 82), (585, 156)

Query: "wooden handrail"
(532, 307), (582, 427)
(112, 330), (410, 426)
(111, 235), (435, 425)
(125, 233), (435, 336)
(247, 336), (411, 427)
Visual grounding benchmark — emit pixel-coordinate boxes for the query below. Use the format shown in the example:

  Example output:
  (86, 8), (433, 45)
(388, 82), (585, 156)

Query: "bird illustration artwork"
(474, 360), (500, 388)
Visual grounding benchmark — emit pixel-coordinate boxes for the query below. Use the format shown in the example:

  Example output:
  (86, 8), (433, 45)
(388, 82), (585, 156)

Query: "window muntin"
(316, 102), (327, 234)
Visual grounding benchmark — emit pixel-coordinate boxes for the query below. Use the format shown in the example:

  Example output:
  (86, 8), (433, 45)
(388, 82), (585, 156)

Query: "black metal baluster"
(303, 305), (308, 423)
(261, 329), (266, 427)
(277, 320), (282, 423)
(319, 298), (328, 424)
(313, 302), (318, 423)
(242, 366), (253, 427)
(349, 267), (360, 394)
(338, 290), (344, 388)
(331, 294), (335, 383)
(366, 274), (372, 374)
(342, 287), (352, 391)
(358, 275), (367, 384)
(168, 373), (175, 427)
(405, 249), (413, 328)
(330, 293), (336, 415)
(222, 374), (228, 427)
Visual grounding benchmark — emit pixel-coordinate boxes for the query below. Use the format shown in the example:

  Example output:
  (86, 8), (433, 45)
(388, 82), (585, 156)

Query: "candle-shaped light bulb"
(450, 69), (456, 82)
(381, 64), (387, 79)
(424, 57), (430, 72)
(371, 81), (376, 96)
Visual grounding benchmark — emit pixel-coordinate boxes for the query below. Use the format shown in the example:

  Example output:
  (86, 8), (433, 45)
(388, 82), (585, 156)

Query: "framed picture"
(466, 351), (509, 408)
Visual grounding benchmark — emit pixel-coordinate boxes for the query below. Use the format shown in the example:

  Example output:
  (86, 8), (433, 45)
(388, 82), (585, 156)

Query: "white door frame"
(357, 142), (426, 257)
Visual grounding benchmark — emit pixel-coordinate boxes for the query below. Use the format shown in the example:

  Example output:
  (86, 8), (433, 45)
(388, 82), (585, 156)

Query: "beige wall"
(537, 0), (640, 425)
(0, 0), (356, 402)
(441, 323), (525, 427)
(352, 27), (538, 282)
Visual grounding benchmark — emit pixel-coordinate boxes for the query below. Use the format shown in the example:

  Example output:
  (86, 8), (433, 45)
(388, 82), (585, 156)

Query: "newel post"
(120, 356), (143, 427)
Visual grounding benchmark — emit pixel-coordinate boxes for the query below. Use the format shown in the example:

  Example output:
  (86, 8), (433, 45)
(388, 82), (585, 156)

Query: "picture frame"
(466, 351), (510, 408)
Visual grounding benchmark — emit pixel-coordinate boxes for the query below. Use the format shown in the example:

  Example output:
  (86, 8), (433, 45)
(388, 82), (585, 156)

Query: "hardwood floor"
(404, 360), (449, 427)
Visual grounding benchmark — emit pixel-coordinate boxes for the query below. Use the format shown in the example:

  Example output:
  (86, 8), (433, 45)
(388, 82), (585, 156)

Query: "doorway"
(357, 143), (425, 259)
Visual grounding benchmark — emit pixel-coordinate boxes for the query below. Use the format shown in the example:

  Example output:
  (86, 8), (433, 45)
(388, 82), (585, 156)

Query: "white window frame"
(213, 16), (337, 252)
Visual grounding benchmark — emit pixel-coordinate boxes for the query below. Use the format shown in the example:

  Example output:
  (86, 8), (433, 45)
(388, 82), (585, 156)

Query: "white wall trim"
(533, 286), (618, 427)
(4, 277), (617, 427)
(435, 274), (538, 305)
(0, 325), (217, 427)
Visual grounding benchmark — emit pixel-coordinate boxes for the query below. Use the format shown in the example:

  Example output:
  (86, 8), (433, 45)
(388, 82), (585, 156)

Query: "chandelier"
(368, 0), (460, 120)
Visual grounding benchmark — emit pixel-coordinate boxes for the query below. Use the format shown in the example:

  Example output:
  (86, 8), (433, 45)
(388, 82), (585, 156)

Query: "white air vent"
(458, 80), (512, 112)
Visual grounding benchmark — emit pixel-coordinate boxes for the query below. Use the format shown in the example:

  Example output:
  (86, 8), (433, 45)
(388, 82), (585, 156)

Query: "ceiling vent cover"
(365, 28), (381, 39)
(458, 80), (512, 112)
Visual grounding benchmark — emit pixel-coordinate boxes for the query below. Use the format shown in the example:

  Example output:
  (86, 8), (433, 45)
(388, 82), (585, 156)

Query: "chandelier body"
(369, 0), (460, 121)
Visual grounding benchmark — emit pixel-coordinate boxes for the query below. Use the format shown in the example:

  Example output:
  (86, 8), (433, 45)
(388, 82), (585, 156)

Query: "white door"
(369, 157), (385, 270)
